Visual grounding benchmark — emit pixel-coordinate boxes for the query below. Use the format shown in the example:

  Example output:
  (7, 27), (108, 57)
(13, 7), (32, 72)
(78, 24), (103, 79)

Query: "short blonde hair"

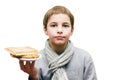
(43, 6), (74, 29)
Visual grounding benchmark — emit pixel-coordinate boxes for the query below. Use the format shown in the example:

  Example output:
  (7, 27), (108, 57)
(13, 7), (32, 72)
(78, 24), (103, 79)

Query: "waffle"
(5, 47), (40, 58)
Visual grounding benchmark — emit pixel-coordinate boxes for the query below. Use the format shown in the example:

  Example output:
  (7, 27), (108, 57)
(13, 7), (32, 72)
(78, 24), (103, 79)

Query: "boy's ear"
(44, 27), (48, 35)
(70, 27), (74, 36)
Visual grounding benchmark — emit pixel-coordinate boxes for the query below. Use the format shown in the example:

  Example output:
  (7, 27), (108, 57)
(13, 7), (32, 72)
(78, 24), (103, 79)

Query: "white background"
(0, 0), (120, 80)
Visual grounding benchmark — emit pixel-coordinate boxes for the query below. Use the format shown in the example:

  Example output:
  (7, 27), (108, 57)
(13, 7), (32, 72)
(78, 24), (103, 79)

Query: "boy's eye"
(63, 24), (69, 27)
(50, 24), (56, 27)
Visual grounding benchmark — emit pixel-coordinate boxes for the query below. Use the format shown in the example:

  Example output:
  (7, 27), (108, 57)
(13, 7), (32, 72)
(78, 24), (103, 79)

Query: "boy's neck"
(50, 42), (67, 55)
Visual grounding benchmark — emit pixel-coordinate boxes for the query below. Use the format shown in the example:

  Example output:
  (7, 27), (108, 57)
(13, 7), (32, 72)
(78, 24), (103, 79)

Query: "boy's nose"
(57, 26), (63, 33)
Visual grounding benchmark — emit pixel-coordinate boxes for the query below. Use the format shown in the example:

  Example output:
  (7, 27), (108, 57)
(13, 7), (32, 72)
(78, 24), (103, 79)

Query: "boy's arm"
(28, 76), (38, 80)
(28, 68), (43, 80)
(83, 56), (97, 80)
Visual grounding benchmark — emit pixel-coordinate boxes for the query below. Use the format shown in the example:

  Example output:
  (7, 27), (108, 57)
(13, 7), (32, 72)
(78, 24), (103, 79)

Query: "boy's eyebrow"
(63, 22), (71, 25)
(49, 22), (57, 24)
(49, 22), (70, 24)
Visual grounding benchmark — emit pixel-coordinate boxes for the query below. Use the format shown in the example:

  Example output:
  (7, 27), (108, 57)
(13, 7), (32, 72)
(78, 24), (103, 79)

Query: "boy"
(19, 5), (97, 80)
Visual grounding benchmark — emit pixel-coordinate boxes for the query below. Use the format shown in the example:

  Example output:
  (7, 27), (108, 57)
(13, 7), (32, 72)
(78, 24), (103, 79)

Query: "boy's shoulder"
(74, 47), (93, 61)
(75, 47), (91, 57)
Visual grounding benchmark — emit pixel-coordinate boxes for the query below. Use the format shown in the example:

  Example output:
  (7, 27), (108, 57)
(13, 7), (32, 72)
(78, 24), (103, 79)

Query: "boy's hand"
(19, 60), (38, 79)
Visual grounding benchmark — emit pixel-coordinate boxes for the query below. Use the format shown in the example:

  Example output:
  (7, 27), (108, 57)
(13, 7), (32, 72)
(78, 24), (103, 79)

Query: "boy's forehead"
(48, 14), (70, 22)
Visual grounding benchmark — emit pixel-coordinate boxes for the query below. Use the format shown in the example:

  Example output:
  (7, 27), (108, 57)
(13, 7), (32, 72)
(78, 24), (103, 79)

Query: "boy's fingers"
(19, 60), (36, 74)
(30, 61), (35, 69)
(19, 60), (25, 70)
(26, 61), (31, 70)
(26, 61), (30, 66)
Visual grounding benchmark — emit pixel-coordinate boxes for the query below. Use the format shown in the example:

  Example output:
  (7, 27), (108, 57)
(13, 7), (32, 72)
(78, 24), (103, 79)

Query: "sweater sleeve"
(83, 55), (97, 80)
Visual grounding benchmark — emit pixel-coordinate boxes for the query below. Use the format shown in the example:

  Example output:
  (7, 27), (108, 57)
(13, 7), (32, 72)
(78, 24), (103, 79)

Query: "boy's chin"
(54, 41), (66, 45)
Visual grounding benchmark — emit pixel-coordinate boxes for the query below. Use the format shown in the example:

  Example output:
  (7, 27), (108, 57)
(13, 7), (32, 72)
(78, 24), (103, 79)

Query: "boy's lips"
(54, 36), (65, 39)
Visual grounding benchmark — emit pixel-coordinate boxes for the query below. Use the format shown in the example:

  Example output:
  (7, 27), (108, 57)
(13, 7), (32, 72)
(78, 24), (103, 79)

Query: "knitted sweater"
(29, 47), (97, 80)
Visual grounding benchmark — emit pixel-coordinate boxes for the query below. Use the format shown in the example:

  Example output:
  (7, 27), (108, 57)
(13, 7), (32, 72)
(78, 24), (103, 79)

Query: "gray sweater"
(29, 47), (97, 80)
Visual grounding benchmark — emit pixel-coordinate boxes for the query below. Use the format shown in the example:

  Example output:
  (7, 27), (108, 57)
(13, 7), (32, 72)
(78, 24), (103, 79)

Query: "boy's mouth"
(54, 36), (65, 40)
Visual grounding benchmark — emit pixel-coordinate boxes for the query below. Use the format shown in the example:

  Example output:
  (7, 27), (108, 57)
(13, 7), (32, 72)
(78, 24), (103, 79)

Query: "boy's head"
(43, 5), (74, 29)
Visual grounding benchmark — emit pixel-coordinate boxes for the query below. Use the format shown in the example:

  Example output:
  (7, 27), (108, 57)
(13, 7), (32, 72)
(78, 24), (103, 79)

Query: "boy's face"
(44, 13), (74, 46)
